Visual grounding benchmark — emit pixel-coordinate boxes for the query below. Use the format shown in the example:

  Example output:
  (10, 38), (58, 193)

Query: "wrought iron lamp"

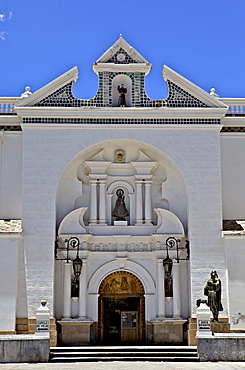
(163, 256), (173, 277)
(72, 255), (83, 278)
(164, 236), (189, 264)
(65, 236), (83, 278)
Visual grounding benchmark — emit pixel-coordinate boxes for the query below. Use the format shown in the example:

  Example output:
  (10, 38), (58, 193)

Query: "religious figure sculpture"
(112, 189), (129, 221)
(117, 84), (127, 107)
(204, 270), (223, 321)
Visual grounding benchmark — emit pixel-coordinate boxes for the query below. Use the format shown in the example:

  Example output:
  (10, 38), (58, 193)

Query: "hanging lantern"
(72, 256), (83, 278)
(163, 256), (173, 277)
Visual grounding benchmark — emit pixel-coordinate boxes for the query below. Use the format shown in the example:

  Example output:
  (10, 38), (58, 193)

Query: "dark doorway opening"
(98, 271), (145, 344)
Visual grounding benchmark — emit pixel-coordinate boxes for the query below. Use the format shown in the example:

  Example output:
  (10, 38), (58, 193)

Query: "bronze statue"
(117, 84), (127, 107)
(112, 189), (129, 221)
(204, 270), (223, 321)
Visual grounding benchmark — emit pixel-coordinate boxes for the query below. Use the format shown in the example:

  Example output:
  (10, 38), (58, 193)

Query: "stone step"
(50, 356), (200, 362)
(49, 346), (199, 362)
(50, 345), (197, 352)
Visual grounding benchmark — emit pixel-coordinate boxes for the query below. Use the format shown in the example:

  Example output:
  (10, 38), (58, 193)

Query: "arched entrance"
(98, 271), (145, 344)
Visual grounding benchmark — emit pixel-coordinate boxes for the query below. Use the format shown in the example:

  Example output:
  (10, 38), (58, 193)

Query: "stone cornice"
(92, 63), (151, 76)
(0, 115), (21, 124)
(15, 106), (227, 120)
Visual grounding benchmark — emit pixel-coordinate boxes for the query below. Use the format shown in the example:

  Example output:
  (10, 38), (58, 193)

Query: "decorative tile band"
(23, 118), (220, 125)
(0, 125), (22, 131)
(221, 127), (245, 132)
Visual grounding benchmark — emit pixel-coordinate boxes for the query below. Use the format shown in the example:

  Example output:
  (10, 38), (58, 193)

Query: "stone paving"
(0, 362), (245, 370)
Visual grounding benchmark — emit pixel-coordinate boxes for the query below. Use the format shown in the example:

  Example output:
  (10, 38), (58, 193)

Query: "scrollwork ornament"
(166, 237), (178, 249)
(65, 236), (80, 249)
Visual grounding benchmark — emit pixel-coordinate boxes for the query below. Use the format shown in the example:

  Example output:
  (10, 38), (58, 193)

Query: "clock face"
(117, 53), (125, 62)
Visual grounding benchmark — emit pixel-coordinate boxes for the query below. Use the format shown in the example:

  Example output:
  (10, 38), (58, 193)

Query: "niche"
(112, 75), (132, 107)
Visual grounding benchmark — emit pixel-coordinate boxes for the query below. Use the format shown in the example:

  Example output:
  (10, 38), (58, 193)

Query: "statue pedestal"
(196, 302), (212, 337)
(114, 221), (127, 226)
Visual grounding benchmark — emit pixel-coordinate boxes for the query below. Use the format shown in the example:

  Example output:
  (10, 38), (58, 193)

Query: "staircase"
(49, 345), (199, 362)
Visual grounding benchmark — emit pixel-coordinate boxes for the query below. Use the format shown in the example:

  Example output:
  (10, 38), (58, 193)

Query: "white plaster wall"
(224, 237), (245, 330)
(0, 236), (20, 330)
(21, 125), (225, 318)
(0, 132), (22, 219)
(221, 134), (245, 219)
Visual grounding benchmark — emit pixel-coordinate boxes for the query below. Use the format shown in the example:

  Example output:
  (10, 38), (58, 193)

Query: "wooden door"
(121, 311), (138, 343)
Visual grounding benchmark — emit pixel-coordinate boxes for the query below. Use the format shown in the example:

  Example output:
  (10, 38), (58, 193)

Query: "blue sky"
(1, 0), (245, 99)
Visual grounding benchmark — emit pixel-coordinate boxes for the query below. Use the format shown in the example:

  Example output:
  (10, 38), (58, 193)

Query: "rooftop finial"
(209, 87), (219, 98)
(119, 33), (122, 38)
(21, 86), (32, 98)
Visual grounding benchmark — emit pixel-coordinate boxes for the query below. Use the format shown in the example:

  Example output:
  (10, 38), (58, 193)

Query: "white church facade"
(1, 36), (245, 347)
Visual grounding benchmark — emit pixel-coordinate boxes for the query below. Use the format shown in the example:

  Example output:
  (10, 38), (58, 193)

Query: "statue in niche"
(165, 276), (173, 297)
(71, 278), (79, 298)
(164, 268), (173, 297)
(117, 84), (127, 107)
(204, 270), (223, 321)
(112, 189), (129, 221)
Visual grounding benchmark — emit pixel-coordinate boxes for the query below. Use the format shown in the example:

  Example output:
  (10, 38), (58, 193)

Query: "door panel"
(121, 311), (138, 343)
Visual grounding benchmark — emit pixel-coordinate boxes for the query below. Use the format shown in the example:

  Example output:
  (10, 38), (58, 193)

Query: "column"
(157, 259), (165, 317)
(172, 261), (181, 318)
(78, 259), (87, 319)
(144, 181), (152, 225)
(89, 180), (97, 224)
(99, 180), (107, 224)
(63, 262), (71, 319)
(135, 180), (143, 225)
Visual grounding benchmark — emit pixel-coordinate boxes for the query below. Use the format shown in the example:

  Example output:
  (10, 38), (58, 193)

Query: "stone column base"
(151, 319), (186, 344)
(58, 320), (94, 345)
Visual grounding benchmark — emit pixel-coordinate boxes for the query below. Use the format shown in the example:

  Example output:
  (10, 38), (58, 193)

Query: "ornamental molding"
(15, 106), (227, 121)
(163, 65), (228, 109)
(92, 63), (151, 76)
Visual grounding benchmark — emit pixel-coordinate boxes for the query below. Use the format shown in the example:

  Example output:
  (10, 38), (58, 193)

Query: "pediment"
(15, 67), (78, 107)
(163, 65), (227, 108)
(95, 35), (150, 65)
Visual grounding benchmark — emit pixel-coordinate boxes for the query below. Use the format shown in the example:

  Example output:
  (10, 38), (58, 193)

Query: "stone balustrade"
(219, 98), (245, 115)
(0, 98), (22, 114)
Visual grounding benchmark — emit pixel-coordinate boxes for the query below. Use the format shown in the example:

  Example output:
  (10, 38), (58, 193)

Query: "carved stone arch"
(107, 181), (134, 225)
(99, 271), (145, 295)
(88, 259), (155, 295)
(107, 180), (134, 195)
